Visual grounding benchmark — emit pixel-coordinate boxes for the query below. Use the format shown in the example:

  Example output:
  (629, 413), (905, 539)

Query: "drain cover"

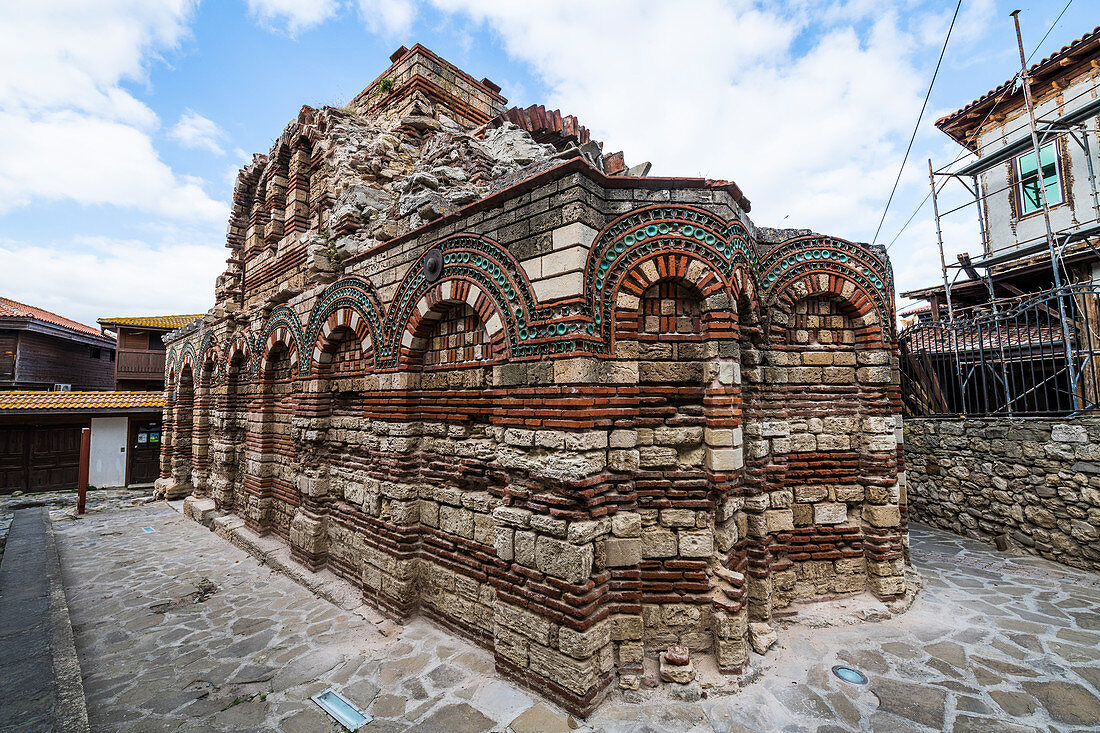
(831, 665), (869, 685)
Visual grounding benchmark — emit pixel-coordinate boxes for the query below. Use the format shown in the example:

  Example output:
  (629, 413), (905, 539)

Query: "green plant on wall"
(318, 226), (342, 266)
(376, 76), (395, 95)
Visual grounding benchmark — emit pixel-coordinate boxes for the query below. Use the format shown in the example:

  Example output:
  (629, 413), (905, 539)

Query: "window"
(1015, 142), (1062, 215)
(91, 347), (101, 359)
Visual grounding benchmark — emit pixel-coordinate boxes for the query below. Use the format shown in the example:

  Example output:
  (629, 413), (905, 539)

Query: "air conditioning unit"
(53, 383), (71, 392)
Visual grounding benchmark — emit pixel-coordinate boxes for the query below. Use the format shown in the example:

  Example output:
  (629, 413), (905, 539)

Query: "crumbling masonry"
(158, 46), (907, 714)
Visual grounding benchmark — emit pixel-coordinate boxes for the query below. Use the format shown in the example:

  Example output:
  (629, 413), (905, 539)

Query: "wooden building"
(902, 24), (1100, 313)
(0, 301), (189, 494)
(98, 315), (202, 391)
(0, 297), (116, 391)
(0, 391), (164, 494)
(898, 24), (1100, 417)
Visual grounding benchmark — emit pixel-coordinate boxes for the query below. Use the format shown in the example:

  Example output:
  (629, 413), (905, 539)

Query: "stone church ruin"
(159, 45), (907, 714)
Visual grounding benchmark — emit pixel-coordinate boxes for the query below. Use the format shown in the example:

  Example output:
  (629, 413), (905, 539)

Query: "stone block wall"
(157, 46), (904, 716)
(906, 417), (1100, 571)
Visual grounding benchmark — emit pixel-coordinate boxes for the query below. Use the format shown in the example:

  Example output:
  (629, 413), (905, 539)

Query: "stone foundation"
(906, 417), (1100, 571)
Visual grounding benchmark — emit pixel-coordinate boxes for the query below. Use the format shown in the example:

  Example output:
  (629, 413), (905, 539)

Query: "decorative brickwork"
(160, 46), (905, 715)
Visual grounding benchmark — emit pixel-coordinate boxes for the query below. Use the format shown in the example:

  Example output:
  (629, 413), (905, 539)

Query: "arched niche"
(608, 252), (748, 660)
(172, 361), (196, 491)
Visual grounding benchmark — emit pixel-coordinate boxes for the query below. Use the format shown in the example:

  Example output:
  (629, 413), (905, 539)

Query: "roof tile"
(0, 391), (164, 411)
(98, 315), (204, 330)
(0, 297), (109, 340)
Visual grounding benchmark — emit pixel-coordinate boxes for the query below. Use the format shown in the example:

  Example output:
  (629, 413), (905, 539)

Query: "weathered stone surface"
(748, 622), (777, 655)
(658, 652), (696, 684)
(534, 537), (592, 584)
(605, 537), (642, 567)
(508, 703), (573, 733)
(907, 416), (1100, 571)
(1021, 680), (1100, 725)
(872, 678), (946, 729)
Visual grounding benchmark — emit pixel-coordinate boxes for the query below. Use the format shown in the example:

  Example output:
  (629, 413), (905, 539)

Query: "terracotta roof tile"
(0, 391), (164, 411)
(0, 297), (109, 340)
(936, 24), (1100, 141)
(98, 315), (204, 330)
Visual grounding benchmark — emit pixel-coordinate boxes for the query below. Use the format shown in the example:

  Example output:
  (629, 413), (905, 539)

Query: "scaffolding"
(904, 12), (1100, 417)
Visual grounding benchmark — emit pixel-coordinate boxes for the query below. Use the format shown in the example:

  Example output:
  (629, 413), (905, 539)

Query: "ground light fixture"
(831, 665), (869, 685)
(311, 689), (372, 730)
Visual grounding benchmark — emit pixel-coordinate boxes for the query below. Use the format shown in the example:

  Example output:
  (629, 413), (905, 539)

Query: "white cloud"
(357, 0), (417, 36)
(0, 1), (195, 122)
(0, 0), (224, 221)
(247, 0), (339, 34)
(410, 0), (994, 296)
(0, 234), (224, 328)
(169, 110), (227, 155)
(0, 111), (226, 221)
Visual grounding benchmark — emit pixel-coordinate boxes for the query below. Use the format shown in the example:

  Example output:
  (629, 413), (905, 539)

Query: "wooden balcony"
(116, 349), (166, 380)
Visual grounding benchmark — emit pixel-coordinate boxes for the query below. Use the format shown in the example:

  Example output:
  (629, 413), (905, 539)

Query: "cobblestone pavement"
(0, 487), (154, 555)
(55, 504), (1100, 732)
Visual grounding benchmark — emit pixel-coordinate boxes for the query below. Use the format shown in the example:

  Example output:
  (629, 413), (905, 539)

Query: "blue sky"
(0, 0), (1094, 327)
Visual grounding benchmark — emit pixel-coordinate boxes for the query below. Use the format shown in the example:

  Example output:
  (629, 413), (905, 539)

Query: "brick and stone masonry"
(156, 45), (907, 715)
(907, 416), (1100, 572)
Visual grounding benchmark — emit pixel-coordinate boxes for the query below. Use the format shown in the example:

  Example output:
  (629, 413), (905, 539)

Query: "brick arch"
(257, 306), (304, 374)
(228, 164), (263, 256)
(608, 251), (738, 352)
(261, 143), (291, 248)
(310, 306), (374, 374)
(397, 278), (508, 368)
(222, 334), (253, 378)
(759, 235), (893, 344)
(304, 279), (386, 375)
(383, 235), (534, 365)
(285, 130), (314, 236)
(259, 327), (300, 373)
(246, 156), (270, 256)
(198, 334), (221, 377)
(584, 205), (758, 349)
(176, 346), (196, 386)
(768, 273), (886, 349)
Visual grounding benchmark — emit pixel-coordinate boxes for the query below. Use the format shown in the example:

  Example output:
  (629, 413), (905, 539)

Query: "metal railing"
(899, 283), (1100, 417)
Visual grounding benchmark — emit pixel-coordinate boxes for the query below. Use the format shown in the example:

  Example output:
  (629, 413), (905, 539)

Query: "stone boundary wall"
(905, 417), (1100, 571)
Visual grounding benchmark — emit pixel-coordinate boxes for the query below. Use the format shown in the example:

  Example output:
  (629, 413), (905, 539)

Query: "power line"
(870, 0), (962, 246)
(1026, 0), (1074, 63)
(885, 0), (1074, 251)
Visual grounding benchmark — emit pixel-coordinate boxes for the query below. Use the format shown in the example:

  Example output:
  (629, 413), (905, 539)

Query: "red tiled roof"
(935, 24), (1100, 146)
(905, 323), (1063, 353)
(0, 297), (110, 340)
(899, 303), (931, 315)
(480, 104), (594, 149)
(0, 391), (164, 411)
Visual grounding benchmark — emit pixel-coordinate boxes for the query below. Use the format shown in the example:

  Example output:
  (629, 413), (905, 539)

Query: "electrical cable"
(884, 0), (1075, 251)
(871, 0), (962, 246)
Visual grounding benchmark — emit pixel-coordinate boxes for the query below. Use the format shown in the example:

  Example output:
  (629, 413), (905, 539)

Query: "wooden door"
(128, 418), (162, 485)
(0, 426), (29, 494)
(27, 424), (82, 492)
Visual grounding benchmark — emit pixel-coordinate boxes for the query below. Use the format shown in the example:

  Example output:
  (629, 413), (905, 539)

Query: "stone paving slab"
(54, 504), (1100, 732)
(0, 487), (155, 558)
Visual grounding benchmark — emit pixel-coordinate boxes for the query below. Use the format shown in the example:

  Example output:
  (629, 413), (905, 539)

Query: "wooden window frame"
(1013, 139), (1065, 221)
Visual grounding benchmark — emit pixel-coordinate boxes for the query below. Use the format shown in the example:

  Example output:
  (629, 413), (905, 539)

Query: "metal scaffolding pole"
(929, 158), (967, 413)
(1012, 9), (1079, 407)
